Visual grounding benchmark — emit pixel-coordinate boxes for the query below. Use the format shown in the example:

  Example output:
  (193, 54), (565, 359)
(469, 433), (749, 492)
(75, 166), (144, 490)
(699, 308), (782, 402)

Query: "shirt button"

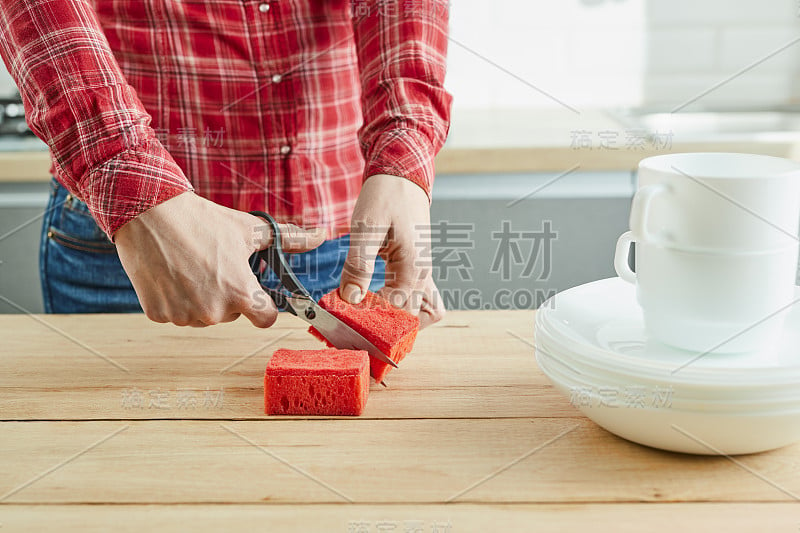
(271, 74), (282, 83)
(280, 145), (291, 155)
(258, 3), (270, 13)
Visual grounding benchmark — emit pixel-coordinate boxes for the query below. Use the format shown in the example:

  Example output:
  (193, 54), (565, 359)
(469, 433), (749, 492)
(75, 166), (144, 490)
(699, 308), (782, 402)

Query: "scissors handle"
(248, 211), (311, 314)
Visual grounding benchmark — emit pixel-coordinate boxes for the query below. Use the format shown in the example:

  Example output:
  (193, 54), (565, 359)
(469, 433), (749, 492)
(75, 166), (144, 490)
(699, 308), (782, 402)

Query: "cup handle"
(630, 183), (667, 243)
(614, 231), (637, 284)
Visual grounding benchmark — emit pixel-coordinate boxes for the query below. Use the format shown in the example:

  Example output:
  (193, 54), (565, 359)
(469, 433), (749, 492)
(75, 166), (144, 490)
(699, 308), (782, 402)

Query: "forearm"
(352, 1), (453, 198)
(0, 0), (191, 237)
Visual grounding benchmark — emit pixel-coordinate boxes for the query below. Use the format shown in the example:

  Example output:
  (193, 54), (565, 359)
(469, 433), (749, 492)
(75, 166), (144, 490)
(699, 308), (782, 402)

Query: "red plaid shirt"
(0, 0), (452, 237)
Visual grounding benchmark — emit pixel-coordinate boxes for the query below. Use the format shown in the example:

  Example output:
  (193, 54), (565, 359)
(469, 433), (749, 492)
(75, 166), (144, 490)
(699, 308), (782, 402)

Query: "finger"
(247, 214), (326, 253)
(142, 306), (169, 324)
(376, 281), (425, 316)
(277, 223), (327, 253)
(416, 278), (446, 329)
(238, 275), (279, 328)
(340, 216), (388, 304)
(376, 285), (415, 313)
(170, 315), (194, 327)
(219, 312), (241, 324)
(377, 226), (430, 313)
(189, 311), (240, 327)
(379, 276), (443, 329)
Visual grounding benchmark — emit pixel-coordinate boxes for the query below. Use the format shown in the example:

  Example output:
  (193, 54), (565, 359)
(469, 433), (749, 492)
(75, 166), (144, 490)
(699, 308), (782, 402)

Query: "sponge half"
(309, 289), (419, 382)
(264, 348), (370, 416)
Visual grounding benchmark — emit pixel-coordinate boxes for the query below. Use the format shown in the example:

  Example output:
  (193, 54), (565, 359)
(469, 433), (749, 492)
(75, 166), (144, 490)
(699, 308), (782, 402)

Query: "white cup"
(633, 153), (800, 252)
(615, 152), (800, 354)
(615, 232), (798, 353)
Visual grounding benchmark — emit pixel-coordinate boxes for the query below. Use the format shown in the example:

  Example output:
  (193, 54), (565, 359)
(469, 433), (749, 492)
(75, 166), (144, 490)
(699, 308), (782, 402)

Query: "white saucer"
(534, 277), (800, 455)
(537, 277), (800, 383)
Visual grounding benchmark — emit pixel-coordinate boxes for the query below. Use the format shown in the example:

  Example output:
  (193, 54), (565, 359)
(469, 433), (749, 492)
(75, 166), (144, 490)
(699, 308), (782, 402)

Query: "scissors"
(248, 211), (397, 369)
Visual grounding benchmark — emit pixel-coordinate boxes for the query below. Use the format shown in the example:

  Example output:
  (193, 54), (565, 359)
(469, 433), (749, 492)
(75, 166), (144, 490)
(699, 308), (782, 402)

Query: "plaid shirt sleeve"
(352, 2), (453, 199)
(0, 0), (193, 238)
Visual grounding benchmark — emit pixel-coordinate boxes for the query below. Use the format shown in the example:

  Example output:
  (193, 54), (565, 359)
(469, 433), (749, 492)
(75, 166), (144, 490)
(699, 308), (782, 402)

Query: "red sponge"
(309, 290), (419, 382)
(264, 348), (369, 416)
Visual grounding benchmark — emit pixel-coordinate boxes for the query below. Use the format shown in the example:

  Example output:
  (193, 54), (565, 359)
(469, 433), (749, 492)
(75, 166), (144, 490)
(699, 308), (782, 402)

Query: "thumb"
(340, 219), (387, 304)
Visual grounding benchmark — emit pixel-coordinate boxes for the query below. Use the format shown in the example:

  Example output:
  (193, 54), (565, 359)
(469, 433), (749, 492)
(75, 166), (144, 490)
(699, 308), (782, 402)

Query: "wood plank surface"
(1, 503), (799, 533)
(3, 310), (799, 531)
(0, 311), (576, 420)
(1, 419), (798, 504)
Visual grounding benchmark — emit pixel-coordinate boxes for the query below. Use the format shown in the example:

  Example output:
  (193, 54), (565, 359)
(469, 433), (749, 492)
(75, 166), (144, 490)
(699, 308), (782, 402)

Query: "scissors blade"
(287, 295), (398, 369)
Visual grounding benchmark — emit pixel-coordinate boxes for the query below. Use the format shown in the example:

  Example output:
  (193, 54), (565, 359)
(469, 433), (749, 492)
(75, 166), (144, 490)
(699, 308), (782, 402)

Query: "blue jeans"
(40, 178), (383, 313)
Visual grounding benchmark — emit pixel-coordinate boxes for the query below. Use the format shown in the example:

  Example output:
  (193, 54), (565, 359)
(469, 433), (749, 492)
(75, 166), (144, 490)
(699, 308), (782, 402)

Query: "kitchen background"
(1, 0), (800, 313)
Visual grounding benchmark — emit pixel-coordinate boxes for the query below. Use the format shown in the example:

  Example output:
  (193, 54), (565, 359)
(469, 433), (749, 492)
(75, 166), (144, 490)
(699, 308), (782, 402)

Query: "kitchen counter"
(437, 109), (800, 174)
(5, 109), (800, 182)
(1, 310), (798, 531)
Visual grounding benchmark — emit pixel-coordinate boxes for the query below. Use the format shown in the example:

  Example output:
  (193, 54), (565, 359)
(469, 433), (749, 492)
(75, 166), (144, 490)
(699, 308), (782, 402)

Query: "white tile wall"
(717, 27), (800, 72)
(447, 0), (646, 110)
(447, 0), (800, 111)
(645, 29), (717, 72)
(646, 0), (796, 25)
(0, 1), (798, 111)
(642, 73), (796, 109)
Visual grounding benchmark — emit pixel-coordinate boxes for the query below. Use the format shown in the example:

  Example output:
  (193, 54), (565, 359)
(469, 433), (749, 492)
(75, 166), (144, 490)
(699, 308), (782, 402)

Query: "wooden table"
(1, 311), (798, 531)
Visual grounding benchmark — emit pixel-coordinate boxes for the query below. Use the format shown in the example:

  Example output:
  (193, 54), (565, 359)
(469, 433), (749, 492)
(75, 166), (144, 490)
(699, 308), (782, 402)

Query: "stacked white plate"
(534, 277), (800, 455)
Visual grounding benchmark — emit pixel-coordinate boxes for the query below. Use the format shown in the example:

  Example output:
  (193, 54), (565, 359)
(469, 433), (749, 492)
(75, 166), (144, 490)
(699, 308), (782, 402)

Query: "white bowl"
(534, 278), (800, 455)
(536, 347), (800, 454)
(536, 340), (800, 412)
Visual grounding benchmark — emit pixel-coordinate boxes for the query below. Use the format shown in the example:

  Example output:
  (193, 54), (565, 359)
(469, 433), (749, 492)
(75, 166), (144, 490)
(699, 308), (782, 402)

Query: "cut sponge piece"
(264, 348), (369, 416)
(309, 289), (419, 382)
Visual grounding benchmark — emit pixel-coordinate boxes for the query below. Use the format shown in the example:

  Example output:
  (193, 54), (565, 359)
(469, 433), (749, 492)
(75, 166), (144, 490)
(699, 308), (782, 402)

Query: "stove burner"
(0, 95), (34, 137)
